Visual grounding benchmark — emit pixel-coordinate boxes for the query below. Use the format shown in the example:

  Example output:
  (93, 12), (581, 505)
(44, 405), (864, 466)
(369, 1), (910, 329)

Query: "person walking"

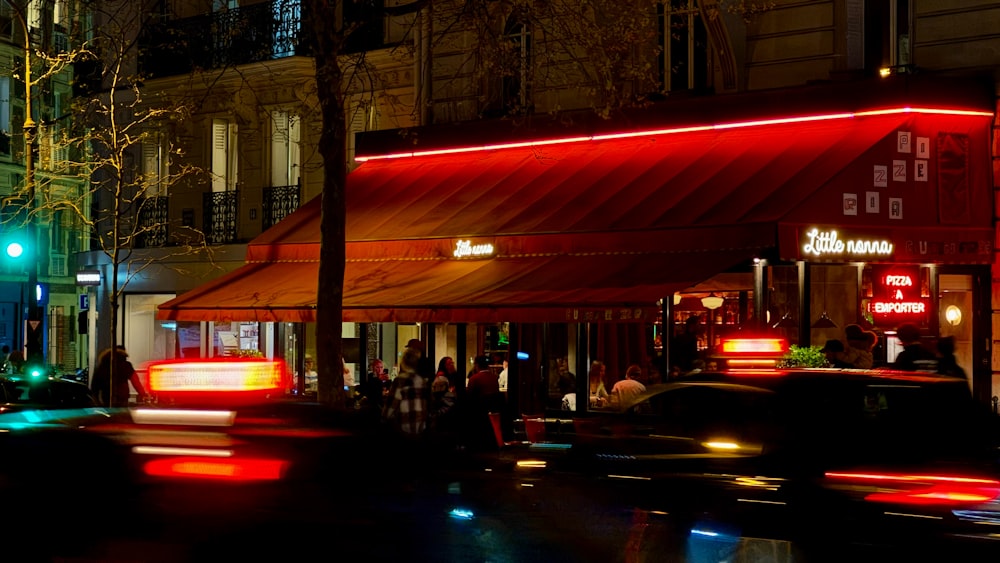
(381, 345), (428, 438)
(464, 355), (503, 451)
(936, 336), (967, 379)
(91, 345), (146, 408)
(892, 324), (937, 371)
(362, 358), (390, 409)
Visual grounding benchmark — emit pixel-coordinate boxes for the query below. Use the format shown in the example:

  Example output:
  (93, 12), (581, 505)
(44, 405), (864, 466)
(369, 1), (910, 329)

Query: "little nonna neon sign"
(454, 239), (495, 258)
(802, 228), (893, 258)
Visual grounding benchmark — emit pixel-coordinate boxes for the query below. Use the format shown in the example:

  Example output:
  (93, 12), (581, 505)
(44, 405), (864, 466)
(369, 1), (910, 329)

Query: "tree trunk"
(306, 0), (347, 409)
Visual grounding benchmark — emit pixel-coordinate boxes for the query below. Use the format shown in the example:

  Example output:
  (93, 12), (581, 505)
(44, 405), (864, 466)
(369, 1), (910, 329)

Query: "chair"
(488, 412), (505, 449)
(522, 414), (547, 443)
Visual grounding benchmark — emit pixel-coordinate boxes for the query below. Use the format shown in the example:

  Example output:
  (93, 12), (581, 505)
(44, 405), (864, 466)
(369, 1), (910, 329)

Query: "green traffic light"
(6, 242), (23, 259)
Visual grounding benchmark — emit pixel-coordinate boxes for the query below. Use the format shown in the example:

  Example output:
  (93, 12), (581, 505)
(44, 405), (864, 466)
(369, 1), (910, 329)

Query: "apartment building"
(80, 1), (1000, 405)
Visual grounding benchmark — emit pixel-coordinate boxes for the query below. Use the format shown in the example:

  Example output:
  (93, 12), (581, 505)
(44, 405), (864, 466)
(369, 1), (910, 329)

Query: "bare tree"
(12, 0), (209, 404)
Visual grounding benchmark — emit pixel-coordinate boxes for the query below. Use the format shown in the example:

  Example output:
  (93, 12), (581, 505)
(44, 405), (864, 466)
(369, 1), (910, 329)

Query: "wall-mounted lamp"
(673, 293), (682, 306)
(701, 293), (724, 310)
(945, 305), (962, 326)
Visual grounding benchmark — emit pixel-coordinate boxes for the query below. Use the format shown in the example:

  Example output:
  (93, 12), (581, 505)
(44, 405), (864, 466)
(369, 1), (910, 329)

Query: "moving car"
(475, 338), (1000, 562)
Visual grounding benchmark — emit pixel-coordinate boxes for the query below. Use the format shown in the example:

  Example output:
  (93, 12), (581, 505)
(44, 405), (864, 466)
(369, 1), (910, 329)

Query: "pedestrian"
(91, 345), (146, 408)
(936, 336), (967, 379)
(464, 355), (503, 451)
(381, 345), (428, 437)
(892, 324), (937, 371)
(670, 316), (700, 372)
(362, 358), (389, 409)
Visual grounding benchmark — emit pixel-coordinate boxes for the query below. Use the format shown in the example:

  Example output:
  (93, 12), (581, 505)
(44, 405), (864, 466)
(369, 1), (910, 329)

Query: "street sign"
(80, 294), (89, 311)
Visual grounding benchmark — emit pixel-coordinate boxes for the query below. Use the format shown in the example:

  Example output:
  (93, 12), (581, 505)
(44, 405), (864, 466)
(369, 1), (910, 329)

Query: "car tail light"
(143, 456), (289, 481)
(825, 471), (1000, 506)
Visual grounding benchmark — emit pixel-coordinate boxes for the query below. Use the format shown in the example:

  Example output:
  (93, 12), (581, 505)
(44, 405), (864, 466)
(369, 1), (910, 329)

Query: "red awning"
(158, 109), (993, 323)
(159, 224), (773, 323)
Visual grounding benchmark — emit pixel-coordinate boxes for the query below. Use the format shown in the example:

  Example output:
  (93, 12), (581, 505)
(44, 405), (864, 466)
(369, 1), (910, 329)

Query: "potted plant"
(779, 345), (829, 368)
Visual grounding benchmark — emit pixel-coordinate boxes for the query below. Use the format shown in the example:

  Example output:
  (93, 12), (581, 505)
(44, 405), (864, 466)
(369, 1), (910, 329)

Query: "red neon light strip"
(355, 107), (993, 162)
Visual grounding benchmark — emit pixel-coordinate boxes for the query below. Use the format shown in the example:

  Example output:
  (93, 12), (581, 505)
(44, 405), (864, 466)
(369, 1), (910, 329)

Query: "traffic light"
(5, 241), (23, 259)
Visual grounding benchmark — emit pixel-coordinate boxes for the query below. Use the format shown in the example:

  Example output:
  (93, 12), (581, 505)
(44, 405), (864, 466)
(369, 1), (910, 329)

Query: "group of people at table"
(560, 359), (661, 412)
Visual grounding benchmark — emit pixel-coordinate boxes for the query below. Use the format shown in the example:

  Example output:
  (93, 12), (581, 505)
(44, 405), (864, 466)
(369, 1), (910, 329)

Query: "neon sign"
(802, 228), (894, 258)
(866, 266), (928, 325)
(453, 239), (495, 258)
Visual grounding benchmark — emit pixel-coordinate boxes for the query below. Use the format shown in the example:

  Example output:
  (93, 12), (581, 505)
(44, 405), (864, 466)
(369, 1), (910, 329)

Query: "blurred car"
(0, 372), (97, 411)
(467, 338), (1000, 562)
(0, 357), (513, 562)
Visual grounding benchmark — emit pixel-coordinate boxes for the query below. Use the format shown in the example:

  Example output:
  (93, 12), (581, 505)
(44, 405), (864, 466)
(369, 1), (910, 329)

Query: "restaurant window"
(658, 0), (710, 93)
(269, 110), (300, 188)
(211, 118), (237, 192)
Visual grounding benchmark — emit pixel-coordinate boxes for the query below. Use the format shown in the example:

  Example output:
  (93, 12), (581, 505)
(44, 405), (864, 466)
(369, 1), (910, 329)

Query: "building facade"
(77, 1), (1000, 410)
(0, 0), (91, 373)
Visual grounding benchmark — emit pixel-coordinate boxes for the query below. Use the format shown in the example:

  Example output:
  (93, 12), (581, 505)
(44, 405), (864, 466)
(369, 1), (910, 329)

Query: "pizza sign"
(866, 266), (928, 325)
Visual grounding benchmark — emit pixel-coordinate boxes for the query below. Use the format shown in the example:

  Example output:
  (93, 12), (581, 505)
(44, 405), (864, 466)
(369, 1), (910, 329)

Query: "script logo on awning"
(454, 239), (495, 258)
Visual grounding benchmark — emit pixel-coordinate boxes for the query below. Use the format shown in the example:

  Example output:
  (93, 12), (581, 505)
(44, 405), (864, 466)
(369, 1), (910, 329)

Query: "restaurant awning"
(158, 100), (994, 323)
(157, 223), (773, 323)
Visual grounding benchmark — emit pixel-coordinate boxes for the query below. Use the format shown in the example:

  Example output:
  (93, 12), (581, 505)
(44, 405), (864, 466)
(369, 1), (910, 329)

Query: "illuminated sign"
(866, 266), (928, 326)
(453, 239), (495, 258)
(76, 270), (101, 286)
(147, 359), (287, 393)
(801, 228), (893, 258)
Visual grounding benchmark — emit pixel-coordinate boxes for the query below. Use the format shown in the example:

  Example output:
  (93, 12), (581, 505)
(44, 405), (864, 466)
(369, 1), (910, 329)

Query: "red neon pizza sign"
(867, 266), (928, 323)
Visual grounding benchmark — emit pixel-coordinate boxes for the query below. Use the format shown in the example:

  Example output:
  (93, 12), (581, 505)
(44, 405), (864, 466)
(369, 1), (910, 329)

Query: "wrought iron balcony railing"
(262, 183), (300, 230)
(136, 196), (169, 248)
(204, 191), (239, 245)
(140, 0), (306, 77)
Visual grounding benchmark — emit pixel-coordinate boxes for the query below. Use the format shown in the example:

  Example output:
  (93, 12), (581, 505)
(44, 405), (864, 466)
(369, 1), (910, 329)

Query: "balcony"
(139, 0), (306, 77)
(136, 196), (169, 248)
(262, 184), (300, 230)
(204, 191), (239, 245)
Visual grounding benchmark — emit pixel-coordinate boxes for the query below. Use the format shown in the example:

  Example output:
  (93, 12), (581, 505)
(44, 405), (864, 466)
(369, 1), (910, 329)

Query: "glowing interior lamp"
(879, 67), (893, 78)
(701, 293), (724, 310)
(945, 305), (962, 326)
(673, 293), (682, 306)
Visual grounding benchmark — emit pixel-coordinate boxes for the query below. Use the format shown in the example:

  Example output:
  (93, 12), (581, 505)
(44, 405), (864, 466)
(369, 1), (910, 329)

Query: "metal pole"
(22, 26), (42, 366)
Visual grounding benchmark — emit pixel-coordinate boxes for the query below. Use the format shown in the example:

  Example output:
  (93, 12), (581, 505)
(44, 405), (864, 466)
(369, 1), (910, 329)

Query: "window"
(269, 110), (300, 187)
(343, 0), (386, 53)
(864, 0), (912, 75)
(658, 0), (710, 93)
(211, 118), (237, 192)
(142, 129), (169, 196)
(500, 16), (532, 115)
(347, 99), (377, 162)
(0, 76), (9, 156)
